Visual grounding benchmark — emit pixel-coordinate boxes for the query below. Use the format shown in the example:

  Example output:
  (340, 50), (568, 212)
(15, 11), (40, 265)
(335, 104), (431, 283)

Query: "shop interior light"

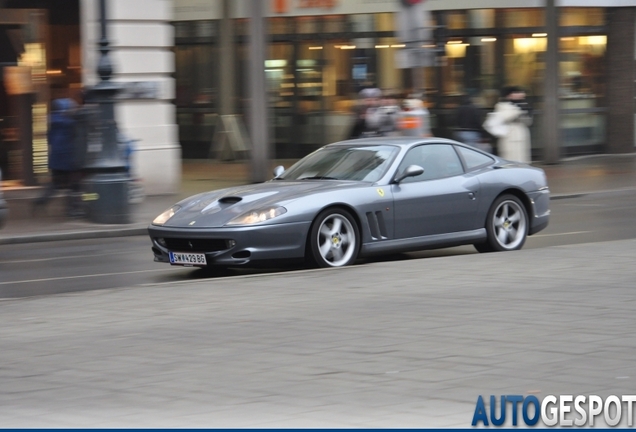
(308, 46), (323, 50)
(481, 37), (497, 42)
(264, 59), (287, 68)
(340, 45), (356, 49)
(390, 44), (406, 48)
(532, 33), (548, 37)
(375, 45), (389, 49)
(581, 35), (606, 45)
(447, 40), (463, 44)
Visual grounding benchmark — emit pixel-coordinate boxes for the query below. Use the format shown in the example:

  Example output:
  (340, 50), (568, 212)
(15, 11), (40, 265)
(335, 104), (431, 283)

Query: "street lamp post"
(83, 0), (130, 224)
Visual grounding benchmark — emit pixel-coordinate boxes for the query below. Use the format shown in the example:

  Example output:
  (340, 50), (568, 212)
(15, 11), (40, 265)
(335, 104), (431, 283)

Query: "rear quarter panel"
(474, 165), (548, 224)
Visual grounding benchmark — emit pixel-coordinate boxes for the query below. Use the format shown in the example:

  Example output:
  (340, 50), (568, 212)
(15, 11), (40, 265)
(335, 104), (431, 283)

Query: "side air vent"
(218, 196), (242, 204)
(366, 211), (388, 240)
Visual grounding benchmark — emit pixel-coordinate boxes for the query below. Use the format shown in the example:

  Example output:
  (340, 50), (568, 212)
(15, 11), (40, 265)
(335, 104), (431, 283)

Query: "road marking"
(0, 251), (133, 265)
(532, 230), (591, 238)
(0, 268), (175, 286)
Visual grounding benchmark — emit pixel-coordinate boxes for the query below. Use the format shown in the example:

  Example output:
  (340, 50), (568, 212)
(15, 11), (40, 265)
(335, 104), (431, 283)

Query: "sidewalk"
(1, 154), (635, 245)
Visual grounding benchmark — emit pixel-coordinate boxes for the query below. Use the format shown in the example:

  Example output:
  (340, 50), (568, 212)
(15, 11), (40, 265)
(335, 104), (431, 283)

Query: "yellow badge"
(377, 188), (385, 197)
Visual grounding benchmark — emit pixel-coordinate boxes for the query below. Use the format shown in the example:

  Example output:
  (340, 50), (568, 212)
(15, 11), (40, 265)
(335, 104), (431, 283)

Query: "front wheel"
(475, 194), (528, 253)
(309, 208), (360, 268)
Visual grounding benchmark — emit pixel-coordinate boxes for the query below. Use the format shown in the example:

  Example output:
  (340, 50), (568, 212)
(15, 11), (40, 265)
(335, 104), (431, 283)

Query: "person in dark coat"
(33, 98), (83, 216)
(454, 93), (489, 152)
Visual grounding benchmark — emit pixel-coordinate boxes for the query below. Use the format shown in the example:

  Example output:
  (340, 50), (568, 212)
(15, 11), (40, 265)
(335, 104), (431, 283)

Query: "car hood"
(161, 180), (360, 228)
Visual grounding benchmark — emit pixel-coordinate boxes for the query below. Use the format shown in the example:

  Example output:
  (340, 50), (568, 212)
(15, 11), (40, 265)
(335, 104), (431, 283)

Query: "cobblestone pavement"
(1, 238), (635, 427)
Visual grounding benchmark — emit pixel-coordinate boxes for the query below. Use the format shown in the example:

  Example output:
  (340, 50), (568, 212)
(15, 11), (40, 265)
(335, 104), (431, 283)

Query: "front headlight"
(226, 206), (287, 226)
(152, 205), (181, 225)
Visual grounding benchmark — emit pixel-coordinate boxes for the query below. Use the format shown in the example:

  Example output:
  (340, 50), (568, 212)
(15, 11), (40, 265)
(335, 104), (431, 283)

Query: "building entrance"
(0, 0), (80, 186)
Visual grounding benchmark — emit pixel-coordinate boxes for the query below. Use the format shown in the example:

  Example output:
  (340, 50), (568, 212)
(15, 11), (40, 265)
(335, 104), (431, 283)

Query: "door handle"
(468, 192), (476, 200)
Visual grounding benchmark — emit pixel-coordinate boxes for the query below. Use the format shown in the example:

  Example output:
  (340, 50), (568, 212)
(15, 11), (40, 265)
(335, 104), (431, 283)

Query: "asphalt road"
(1, 190), (635, 299)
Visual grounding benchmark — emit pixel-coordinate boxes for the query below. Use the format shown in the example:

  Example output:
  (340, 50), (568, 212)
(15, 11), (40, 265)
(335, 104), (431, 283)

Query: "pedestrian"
(454, 93), (490, 152)
(372, 90), (402, 137)
(33, 98), (84, 217)
(348, 87), (382, 138)
(483, 86), (533, 163)
(397, 96), (432, 138)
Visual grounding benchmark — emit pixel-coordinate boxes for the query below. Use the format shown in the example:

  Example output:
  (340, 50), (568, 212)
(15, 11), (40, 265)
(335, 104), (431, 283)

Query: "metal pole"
(543, 0), (560, 164)
(83, 0), (129, 223)
(248, 0), (270, 183)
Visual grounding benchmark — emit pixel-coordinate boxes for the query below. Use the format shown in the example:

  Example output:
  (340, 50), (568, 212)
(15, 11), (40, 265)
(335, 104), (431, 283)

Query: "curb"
(550, 186), (636, 200)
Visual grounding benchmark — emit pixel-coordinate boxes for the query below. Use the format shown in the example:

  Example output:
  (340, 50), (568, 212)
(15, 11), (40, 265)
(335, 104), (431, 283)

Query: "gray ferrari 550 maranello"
(148, 137), (550, 269)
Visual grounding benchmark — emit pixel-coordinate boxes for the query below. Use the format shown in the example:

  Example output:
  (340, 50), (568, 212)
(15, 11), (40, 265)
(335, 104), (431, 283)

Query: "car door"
(391, 143), (480, 239)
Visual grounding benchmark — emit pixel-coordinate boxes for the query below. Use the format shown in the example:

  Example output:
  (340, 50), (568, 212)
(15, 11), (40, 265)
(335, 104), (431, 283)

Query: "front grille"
(163, 238), (229, 252)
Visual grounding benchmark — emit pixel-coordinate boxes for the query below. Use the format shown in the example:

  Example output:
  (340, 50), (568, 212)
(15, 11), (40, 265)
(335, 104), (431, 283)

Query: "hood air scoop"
(218, 196), (242, 205)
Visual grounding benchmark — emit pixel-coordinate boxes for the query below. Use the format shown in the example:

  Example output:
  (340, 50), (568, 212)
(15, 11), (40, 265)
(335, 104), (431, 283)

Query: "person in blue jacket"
(33, 98), (83, 217)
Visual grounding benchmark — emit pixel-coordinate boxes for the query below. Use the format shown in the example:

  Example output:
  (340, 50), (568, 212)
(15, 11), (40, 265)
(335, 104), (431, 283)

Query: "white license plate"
(169, 251), (207, 266)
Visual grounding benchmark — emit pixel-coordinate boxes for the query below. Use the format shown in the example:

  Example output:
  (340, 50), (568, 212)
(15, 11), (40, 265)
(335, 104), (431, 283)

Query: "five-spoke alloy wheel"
(475, 194), (528, 253)
(309, 208), (360, 267)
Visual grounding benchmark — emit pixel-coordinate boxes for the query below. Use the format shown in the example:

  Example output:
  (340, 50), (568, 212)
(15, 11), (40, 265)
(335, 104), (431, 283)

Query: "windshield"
(280, 145), (399, 182)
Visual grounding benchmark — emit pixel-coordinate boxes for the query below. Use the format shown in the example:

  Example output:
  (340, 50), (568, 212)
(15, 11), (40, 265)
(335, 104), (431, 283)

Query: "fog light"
(157, 238), (167, 247)
(227, 240), (236, 248)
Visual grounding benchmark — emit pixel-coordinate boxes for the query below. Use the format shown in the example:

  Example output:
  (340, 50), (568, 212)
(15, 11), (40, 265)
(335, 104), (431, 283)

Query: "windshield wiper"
(299, 176), (339, 180)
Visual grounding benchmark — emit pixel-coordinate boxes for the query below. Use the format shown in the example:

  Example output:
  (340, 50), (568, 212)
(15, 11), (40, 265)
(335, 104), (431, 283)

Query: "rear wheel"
(475, 194), (528, 253)
(309, 208), (360, 268)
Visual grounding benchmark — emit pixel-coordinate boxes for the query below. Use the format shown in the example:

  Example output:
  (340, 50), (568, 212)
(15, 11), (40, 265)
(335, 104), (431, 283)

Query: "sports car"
(148, 137), (550, 268)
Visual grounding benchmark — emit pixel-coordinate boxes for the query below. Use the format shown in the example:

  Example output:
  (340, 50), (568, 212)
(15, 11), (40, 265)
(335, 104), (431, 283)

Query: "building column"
(80, 0), (180, 195)
(606, 7), (636, 154)
(543, 0), (560, 163)
(219, 0), (235, 117)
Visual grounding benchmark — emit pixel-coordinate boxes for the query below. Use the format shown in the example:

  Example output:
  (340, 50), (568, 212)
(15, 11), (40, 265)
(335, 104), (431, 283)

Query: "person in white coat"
(489, 86), (532, 163)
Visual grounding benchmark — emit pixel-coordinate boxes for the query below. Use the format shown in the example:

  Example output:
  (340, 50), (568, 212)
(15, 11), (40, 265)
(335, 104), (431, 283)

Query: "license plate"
(169, 251), (207, 266)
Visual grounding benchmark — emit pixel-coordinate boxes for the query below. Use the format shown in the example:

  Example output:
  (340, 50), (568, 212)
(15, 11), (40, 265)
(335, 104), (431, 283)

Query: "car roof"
(328, 137), (460, 148)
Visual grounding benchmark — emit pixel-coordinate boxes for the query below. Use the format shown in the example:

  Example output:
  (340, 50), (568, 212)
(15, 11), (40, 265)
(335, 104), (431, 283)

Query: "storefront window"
(560, 35), (606, 100)
(296, 16), (318, 34)
(446, 11), (467, 30)
(502, 9), (545, 27)
(559, 34), (606, 152)
(271, 17), (292, 34)
(468, 9), (495, 29)
(349, 14), (374, 32)
(504, 36), (546, 98)
(560, 8), (605, 26)
(374, 13), (395, 32)
(174, 25), (219, 158)
(172, 6), (612, 160)
(323, 15), (347, 33)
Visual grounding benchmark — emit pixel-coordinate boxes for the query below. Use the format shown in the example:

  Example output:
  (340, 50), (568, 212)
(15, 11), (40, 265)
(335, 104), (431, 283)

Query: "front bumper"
(148, 221), (312, 267)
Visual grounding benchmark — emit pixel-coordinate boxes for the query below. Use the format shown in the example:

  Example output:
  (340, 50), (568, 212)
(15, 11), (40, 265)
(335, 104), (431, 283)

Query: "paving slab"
(0, 239), (635, 427)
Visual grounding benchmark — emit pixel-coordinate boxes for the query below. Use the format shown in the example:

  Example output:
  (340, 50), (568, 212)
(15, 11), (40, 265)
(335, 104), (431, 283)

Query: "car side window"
(456, 146), (494, 171)
(397, 144), (464, 183)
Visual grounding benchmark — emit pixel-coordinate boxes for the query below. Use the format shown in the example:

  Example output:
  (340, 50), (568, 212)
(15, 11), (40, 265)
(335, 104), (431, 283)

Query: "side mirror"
(273, 165), (285, 178)
(394, 165), (424, 183)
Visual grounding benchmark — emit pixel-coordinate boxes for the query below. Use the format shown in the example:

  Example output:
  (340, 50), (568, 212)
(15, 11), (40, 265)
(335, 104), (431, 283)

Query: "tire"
(475, 194), (528, 253)
(308, 208), (360, 268)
